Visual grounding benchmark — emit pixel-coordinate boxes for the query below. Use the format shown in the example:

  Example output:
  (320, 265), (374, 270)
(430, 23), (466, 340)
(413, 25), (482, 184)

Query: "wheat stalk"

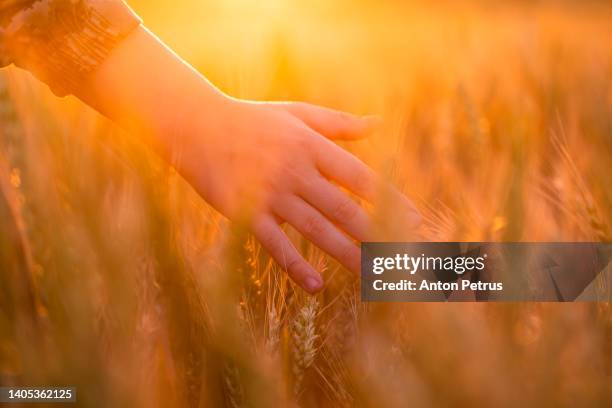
(265, 306), (281, 356)
(222, 361), (244, 408)
(291, 297), (319, 397)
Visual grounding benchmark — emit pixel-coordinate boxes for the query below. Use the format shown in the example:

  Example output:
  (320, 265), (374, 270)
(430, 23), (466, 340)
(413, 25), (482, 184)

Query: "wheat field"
(0, 0), (611, 407)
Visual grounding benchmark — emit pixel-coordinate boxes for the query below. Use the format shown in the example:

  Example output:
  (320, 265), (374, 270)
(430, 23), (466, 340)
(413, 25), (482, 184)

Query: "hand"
(173, 98), (421, 293)
(74, 26), (420, 293)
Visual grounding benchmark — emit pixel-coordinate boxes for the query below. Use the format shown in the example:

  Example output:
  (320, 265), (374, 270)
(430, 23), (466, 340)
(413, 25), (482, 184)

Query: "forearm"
(75, 25), (229, 156)
(2, 2), (421, 293)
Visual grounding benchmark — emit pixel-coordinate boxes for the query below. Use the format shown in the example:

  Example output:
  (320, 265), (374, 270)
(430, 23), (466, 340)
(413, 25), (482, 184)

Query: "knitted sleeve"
(0, 0), (141, 96)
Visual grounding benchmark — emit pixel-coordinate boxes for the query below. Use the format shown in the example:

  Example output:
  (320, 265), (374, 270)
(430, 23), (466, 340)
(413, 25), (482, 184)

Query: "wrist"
(79, 25), (232, 156)
(162, 89), (237, 150)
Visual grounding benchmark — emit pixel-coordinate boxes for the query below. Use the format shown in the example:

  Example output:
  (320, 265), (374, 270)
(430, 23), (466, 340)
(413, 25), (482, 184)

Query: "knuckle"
(296, 166), (322, 192)
(302, 215), (325, 237)
(279, 163), (309, 194)
(281, 159), (301, 177)
(272, 159), (302, 188)
(296, 131), (316, 154)
(283, 132), (314, 162)
(285, 256), (305, 276)
(258, 230), (280, 252)
(332, 197), (359, 223)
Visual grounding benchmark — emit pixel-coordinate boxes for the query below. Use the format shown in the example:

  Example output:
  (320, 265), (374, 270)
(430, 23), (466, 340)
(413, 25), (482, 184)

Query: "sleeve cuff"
(3, 0), (142, 96)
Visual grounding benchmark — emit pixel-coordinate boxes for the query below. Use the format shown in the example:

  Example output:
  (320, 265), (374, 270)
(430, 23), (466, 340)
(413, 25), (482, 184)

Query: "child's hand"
(77, 27), (420, 294)
(174, 98), (421, 293)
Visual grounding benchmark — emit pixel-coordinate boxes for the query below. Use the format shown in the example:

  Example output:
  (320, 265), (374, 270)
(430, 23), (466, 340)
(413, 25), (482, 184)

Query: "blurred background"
(0, 0), (611, 406)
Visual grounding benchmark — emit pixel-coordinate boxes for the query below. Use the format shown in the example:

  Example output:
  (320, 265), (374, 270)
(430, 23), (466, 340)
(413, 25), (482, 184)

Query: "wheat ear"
(291, 297), (319, 396)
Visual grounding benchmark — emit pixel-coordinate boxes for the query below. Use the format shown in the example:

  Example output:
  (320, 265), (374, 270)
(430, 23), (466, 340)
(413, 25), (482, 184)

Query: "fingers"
(314, 138), (378, 200)
(311, 136), (422, 228)
(299, 175), (371, 242)
(274, 196), (361, 274)
(252, 215), (324, 294)
(284, 102), (380, 140)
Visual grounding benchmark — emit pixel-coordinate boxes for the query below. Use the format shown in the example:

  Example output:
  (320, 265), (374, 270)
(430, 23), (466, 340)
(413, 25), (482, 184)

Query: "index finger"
(252, 215), (324, 294)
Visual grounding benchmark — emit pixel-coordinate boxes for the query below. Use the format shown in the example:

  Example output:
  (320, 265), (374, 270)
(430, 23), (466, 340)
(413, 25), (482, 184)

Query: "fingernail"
(304, 275), (323, 293)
